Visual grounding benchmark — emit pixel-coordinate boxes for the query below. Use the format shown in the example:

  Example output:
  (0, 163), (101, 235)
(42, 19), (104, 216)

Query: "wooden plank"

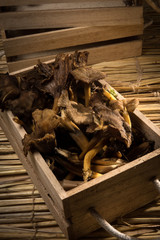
(130, 109), (160, 149)
(0, 0), (126, 7)
(65, 148), (160, 239)
(3, 24), (143, 57)
(1, 2), (126, 10)
(0, 7), (143, 30)
(7, 40), (142, 73)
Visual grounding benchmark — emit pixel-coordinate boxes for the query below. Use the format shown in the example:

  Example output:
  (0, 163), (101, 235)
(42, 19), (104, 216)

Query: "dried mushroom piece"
(71, 66), (105, 107)
(54, 148), (80, 165)
(58, 90), (98, 126)
(23, 109), (60, 155)
(123, 98), (139, 112)
(60, 110), (89, 151)
(72, 51), (89, 68)
(0, 73), (20, 110)
(23, 132), (56, 156)
(109, 98), (139, 115)
(37, 51), (89, 97)
(32, 109), (60, 137)
(90, 92), (132, 148)
(71, 67), (105, 84)
(9, 91), (51, 132)
(19, 63), (52, 91)
(36, 60), (54, 83)
(40, 54), (71, 97)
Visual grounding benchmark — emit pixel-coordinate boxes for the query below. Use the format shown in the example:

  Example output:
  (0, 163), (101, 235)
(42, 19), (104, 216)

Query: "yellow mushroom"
(103, 87), (132, 128)
(102, 88), (116, 101)
(60, 117), (89, 151)
(91, 172), (102, 179)
(79, 135), (100, 160)
(83, 139), (105, 182)
(122, 108), (132, 128)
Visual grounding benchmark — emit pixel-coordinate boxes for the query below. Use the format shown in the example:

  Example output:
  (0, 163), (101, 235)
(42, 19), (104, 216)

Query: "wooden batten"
(0, 0), (128, 6)
(0, 7), (143, 30)
(7, 40), (142, 73)
(3, 25), (143, 57)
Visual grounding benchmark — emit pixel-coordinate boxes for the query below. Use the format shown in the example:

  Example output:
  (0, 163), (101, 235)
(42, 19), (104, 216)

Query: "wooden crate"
(0, 66), (160, 239)
(0, 0), (143, 73)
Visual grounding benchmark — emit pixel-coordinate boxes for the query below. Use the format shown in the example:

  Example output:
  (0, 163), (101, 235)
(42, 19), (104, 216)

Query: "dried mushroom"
(0, 73), (20, 110)
(0, 51), (154, 186)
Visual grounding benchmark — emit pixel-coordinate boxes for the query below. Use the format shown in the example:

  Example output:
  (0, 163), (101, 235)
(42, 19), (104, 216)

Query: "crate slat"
(0, 0), (126, 7)
(0, 2), (127, 10)
(7, 40), (142, 74)
(3, 25), (143, 57)
(0, 7), (143, 30)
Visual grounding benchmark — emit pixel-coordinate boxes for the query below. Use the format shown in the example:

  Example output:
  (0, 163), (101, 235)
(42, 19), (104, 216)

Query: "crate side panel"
(7, 40), (142, 73)
(0, 0), (126, 7)
(3, 24), (143, 57)
(131, 109), (160, 149)
(65, 149), (160, 239)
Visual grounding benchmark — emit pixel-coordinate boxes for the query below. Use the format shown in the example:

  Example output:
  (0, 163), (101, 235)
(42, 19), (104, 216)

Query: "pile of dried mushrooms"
(0, 51), (154, 184)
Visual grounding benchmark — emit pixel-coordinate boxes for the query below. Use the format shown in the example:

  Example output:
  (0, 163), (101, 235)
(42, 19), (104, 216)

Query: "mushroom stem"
(61, 118), (89, 151)
(52, 156), (82, 177)
(92, 164), (121, 174)
(84, 83), (91, 107)
(2, 89), (15, 103)
(69, 86), (77, 102)
(79, 134), (101, 160)
(122, 108), (132, 128)
(102, 88), (116, 101)
(65, 172), (75, 180)
(103, 88), (132, 128)
(83, 139), (105, 182)
(70, 131), (89, 151)
(52, 96), (59, 114)
(92, 158), (124, 166)
(91, 172), (102, 179)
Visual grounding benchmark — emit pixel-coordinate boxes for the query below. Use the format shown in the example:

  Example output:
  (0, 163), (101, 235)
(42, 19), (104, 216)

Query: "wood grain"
(3, 25), (143, 57)
(65, 149), (160, 238)
(7, 40), (142, 73)
(0, 7), (143, 30)
(0, 0), (127, 7)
